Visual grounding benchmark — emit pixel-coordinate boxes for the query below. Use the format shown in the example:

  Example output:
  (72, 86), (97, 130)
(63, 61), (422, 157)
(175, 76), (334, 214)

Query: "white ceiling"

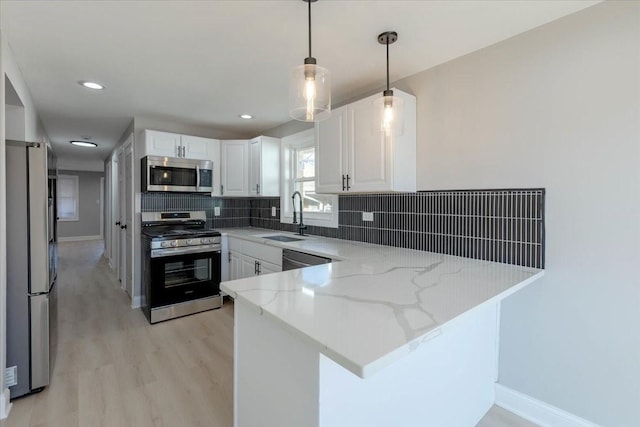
(1, 0), (599, 162)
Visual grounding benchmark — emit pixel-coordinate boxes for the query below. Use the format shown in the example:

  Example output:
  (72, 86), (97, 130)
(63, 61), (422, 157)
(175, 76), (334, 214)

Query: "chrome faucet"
(291, 191), (307, 236)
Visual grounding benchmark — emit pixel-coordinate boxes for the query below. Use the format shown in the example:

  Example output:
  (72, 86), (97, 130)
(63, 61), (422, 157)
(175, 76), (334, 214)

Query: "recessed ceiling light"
(239, 114), (253, 120)
(80, 81), (104, 90)
(70, 140), (98, 148)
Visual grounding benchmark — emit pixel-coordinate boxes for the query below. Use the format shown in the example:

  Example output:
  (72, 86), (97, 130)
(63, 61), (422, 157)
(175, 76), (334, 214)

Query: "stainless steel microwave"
(142, 156), (213, 193)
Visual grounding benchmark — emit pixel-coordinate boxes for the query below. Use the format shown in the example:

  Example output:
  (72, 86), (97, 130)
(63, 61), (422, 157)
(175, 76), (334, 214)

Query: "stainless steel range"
(141, 211), (222, 324)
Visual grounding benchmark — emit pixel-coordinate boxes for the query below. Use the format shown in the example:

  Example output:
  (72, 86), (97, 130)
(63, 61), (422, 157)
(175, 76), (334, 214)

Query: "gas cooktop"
(141, 228), (221, 240)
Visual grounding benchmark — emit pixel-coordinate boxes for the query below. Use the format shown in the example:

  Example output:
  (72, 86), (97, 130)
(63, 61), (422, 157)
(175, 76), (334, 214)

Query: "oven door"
(149, 250), (221, 308)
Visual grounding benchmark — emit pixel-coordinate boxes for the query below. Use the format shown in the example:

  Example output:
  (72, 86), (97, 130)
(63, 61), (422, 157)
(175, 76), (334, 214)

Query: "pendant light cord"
(386, 39), (390, 91)
(308, 0), (312, 58)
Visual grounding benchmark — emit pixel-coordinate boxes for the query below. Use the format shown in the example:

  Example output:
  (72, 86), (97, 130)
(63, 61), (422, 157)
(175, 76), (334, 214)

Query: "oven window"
(150, 166), (197, 187)
(164, 258), (211, 288)
(149, 251), (221, 308)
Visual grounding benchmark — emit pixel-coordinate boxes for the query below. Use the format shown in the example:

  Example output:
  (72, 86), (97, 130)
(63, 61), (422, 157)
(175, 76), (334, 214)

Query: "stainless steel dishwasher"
(282, 249), (332, 271)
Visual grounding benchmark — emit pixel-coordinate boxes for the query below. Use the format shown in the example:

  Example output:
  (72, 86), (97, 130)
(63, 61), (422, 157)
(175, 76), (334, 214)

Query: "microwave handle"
(196, 165), (200, 189)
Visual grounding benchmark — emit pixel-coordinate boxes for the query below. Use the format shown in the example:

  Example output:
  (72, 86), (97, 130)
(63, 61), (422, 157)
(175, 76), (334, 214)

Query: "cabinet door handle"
(257, 261), (261, 275)
(221, 185), (224, 195)
(115, 221), (121, 226)
(254, 261), (258, 275)
(256, 183), (260, 195)
(176, 146), (180, 157)
(228, 252), (231, 263)
(182, 146), (186, 157)
(342, 175), (346, 191)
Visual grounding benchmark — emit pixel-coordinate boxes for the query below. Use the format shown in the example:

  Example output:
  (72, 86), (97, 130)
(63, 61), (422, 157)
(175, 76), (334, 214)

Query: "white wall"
(57, 170), (105, 239)
(393, 2), (639, 425)
(0, 28), (8, 418)
(57, 157), (105, 172)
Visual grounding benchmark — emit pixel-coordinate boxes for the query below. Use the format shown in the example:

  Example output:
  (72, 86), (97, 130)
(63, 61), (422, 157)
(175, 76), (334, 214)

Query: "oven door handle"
(151, 246), (221, 258)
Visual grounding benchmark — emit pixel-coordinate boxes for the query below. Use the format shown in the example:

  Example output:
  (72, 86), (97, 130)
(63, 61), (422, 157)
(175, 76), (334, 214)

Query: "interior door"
(125, 144), (133, 298)
(105, 160), (112, 264)
(111, 156), (119, 273)
(118, 148), (126, 287)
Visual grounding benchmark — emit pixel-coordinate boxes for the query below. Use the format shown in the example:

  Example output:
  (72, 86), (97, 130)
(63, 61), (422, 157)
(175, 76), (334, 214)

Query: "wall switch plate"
(362, 212), (374, 222)
(271, 206), (277, 217)
(214, 207), (221, 216)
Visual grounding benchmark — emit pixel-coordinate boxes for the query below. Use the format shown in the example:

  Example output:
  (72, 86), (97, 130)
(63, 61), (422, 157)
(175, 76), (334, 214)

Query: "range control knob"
(171, 240), (178, 247)
(186, 239), (194, 245)
(161, 241), (171, 248)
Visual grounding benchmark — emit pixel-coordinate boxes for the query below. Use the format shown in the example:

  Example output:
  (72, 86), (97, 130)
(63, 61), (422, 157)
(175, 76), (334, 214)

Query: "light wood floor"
(1, 241), (536, 427)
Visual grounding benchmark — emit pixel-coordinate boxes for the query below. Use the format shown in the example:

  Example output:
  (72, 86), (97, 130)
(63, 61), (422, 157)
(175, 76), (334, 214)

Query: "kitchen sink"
(262, 235), (304, 242)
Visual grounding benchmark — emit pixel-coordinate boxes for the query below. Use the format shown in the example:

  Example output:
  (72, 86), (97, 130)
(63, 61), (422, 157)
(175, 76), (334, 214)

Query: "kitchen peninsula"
(221, 231), (544, 427)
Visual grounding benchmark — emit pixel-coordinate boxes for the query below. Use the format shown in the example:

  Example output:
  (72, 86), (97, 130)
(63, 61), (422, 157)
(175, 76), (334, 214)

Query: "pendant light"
(375, 31), (404, 136)
(289, 0), (330, 122)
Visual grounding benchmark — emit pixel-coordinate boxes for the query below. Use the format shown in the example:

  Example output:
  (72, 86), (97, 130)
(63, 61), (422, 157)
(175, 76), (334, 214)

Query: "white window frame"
(280, 129), (339, 228)
(57, 174), (80, 221)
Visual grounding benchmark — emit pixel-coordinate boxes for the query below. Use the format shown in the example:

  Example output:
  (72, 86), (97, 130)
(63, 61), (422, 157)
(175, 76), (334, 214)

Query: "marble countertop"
(220, 227), (544, 378)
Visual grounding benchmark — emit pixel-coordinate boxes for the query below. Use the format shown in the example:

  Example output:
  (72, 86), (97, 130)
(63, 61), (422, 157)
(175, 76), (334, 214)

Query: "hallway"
(2, 241), (234, 427)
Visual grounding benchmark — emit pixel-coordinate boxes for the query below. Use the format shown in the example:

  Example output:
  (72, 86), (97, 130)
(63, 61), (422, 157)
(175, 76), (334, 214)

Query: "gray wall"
(58, 170), (104, 239)
(391, 2), (638, 425)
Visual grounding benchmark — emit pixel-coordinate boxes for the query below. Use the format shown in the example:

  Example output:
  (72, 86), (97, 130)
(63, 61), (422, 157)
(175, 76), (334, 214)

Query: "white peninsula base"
(234, 299), (501, 427)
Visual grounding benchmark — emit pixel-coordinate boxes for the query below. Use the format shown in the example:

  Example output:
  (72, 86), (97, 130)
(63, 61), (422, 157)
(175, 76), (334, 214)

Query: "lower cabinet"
(228, 237), (282, 280)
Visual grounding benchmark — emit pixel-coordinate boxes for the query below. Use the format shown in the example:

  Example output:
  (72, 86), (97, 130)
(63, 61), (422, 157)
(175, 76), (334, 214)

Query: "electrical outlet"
(271, 206), (277, 217)
(214, 206), (221, 216)
(362, 212), (374, 222)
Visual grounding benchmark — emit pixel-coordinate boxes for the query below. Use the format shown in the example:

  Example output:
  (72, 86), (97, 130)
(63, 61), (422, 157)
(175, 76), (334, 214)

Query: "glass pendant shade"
(290, 62), (331, 122)
(374, 92), (404, 136)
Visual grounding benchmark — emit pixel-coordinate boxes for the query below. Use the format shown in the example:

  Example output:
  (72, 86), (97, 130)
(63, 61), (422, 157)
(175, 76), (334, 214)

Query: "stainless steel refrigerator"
(6, 140), (58, 398)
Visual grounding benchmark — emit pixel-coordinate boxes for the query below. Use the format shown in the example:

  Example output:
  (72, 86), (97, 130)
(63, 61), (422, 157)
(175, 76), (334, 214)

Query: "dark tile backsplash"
(141, 189), (545, 268)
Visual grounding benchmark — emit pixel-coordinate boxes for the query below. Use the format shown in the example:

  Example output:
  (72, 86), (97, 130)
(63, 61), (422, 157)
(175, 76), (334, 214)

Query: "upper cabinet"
(142, 129), (215, 161)
(221, 140), (249, 197)
(249, 136), (280, 197)
(315, 89), (416, 193)
(181, 134), (214, 160)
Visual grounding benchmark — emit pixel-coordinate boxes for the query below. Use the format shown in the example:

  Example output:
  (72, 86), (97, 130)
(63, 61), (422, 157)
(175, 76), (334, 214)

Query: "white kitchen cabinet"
(142, 130), (216, 161)
(143, 130), (181, 158)
(221, 140), (249, 197)
(229, 252), (255, 281)
(316, 106), (347, 193)
(249, 136), (281, 197)
(181, 134), (215, 161)
(227, 237), (282, 280)
(315, 89), (416, 193)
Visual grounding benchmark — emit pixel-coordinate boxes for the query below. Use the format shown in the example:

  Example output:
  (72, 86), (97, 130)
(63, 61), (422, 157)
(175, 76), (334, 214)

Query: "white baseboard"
(131, 296), (142, 309)
(58, 235), (102, 242)
(0, 387), (12, 420)
(495, 384), (601, 427)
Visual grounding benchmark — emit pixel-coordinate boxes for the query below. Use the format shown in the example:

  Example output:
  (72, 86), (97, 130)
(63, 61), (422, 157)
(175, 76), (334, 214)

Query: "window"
(57, 175), (79, 221)
(281, 129), (338, 228)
